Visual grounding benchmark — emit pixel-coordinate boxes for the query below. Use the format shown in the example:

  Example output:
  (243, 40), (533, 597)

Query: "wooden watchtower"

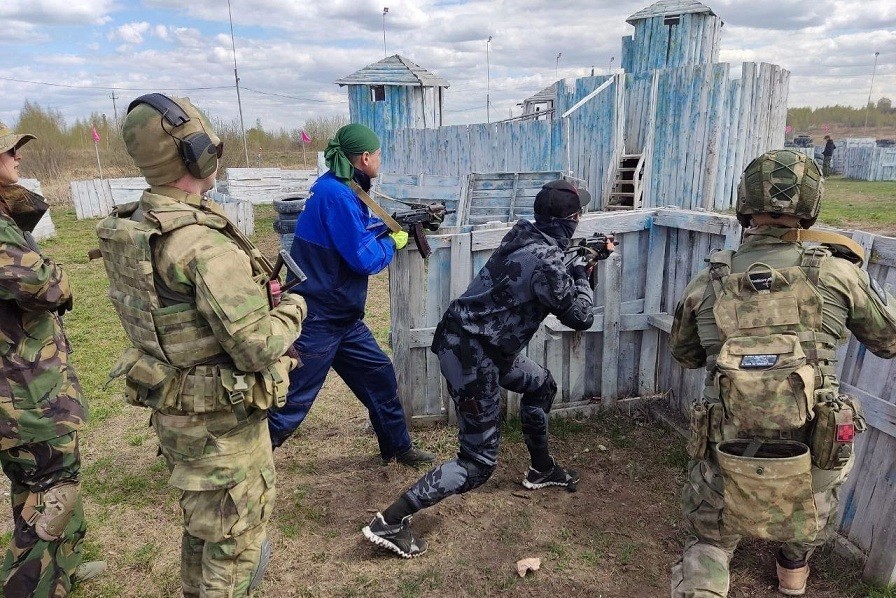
(335, 55), (450, 138)
(621, 0), (723, 74)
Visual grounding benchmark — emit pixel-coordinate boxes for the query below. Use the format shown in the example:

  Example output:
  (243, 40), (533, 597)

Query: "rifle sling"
(781, 229), (865, 266)
(348, 181), (402, 233)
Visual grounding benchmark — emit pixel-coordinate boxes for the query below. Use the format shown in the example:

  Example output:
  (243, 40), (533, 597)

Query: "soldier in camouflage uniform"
(364, 180), (597, 558)
(0, 123), (105, 596)
(669, 150), (896, 597)
(96, 95), (305, 596)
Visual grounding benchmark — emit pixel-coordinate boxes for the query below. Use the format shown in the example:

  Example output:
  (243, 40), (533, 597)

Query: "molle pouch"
(716, 334), (815, 431)
(715, 439), (820, 543)
(810, 393), (866, 470)
(250, 356), (292, 410)
(687, 402), (711, 460)
(118, 351), (180, 410)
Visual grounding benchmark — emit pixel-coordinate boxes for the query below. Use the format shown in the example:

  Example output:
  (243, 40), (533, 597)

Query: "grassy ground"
(817, 177), (896, 237)
(1, 192), (894, 596)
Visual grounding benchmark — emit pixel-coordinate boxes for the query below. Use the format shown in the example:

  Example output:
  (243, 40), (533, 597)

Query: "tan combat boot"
(776, 561), (809, 596)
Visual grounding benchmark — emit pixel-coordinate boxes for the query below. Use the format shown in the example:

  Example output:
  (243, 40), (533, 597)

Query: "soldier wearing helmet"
(669, 149), (896, 596)
(96, 94), (306, 596)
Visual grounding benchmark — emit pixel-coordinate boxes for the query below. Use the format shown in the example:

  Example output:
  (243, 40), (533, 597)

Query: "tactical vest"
(706, 246), (839, 436)
(97, 196), (283, 416)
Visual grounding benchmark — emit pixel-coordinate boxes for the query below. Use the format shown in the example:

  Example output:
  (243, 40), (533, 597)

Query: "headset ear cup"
(178, 132), (217, 179)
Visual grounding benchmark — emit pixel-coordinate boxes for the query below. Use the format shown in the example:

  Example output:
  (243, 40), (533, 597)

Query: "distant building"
(335, 54), (449, 138)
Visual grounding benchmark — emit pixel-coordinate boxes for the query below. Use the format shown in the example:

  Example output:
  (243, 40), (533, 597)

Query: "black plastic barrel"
(272, 193), (305, 252)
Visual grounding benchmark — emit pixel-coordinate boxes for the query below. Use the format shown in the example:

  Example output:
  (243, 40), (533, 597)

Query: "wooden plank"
(639, 223), (668, 394)
(600, 253), (622, 405)
(841, 383), (896, 440)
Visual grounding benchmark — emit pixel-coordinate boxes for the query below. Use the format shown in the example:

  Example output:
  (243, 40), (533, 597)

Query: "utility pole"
(556, 52), (562, 80)
(382, 7), (389, 58)
(486, 36), (492, 123)
(227, 0), (251, 167)
(864, 51), (880, 130)
(609, 56), (615, 74)
(110, 91), (119, 130)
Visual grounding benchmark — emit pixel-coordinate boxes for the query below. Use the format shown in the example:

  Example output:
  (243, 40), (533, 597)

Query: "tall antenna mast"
(227, 0), (250, 167)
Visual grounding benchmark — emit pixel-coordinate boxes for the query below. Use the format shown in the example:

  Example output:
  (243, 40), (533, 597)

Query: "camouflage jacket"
(670, 226), (896, 388)
(436, 219), (593, 363)
(0, 188), (85, 450)
(110, 186), (306, 373)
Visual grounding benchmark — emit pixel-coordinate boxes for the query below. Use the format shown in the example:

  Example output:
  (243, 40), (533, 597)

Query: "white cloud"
(0, 0), (116, 26)
(153, 25), (170, 41)
(112, 21), (151, 45)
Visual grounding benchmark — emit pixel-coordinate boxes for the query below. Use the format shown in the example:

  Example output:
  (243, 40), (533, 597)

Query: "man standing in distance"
(268, 124), (434, 467)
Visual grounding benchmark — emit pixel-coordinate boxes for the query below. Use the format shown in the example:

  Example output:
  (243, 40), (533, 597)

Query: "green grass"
(817, 178), (896, 232)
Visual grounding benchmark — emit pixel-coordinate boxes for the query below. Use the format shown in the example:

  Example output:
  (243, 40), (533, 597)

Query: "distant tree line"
(10, 100), (347, 185)
(787, 98), (895, 131)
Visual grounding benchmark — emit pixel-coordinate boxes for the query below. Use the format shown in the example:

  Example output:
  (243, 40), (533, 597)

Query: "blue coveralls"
(267, 171), (412, 458)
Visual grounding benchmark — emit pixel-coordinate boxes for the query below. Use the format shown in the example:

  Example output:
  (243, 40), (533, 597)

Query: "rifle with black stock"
(372, 190), (452, 259)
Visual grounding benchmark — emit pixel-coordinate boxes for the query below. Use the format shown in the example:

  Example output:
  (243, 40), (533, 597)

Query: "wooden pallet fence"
(839, 146), (896, 181)
(225, 168), (317, 204)
(18, 178), (56, 241)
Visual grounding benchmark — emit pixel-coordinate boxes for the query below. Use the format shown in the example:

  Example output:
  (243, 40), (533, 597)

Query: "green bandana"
(325, 124), (381, 181)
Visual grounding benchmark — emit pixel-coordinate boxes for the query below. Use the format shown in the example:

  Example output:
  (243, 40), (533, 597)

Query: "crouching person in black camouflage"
(97, 95), (305, 596)
(364, 180), (597, 558)
(0, 123), (106, 596)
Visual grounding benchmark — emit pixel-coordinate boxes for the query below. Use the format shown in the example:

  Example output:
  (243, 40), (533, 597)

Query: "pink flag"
(300, 130), (312, 144)
(91, 126), (101, 143)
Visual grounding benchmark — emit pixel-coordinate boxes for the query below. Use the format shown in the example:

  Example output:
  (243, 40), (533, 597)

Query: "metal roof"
(522, 83), (557, 104)
(626, 0), (716, 24)
(334, 55), (450, 88)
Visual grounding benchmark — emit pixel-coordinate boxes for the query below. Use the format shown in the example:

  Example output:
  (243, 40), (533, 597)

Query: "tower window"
(371, 86), (386, 102)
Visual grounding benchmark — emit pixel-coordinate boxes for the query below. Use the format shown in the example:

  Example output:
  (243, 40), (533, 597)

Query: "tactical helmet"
(736, 149), (824, 228)
(122, 95), (221, 186)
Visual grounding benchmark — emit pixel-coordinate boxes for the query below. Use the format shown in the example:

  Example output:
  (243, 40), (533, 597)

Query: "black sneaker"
(362, 513), (427, 558)
(522, 459), (579, 492)
(386, 446), (436, 467)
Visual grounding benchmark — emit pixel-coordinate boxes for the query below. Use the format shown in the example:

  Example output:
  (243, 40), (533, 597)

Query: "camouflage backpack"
(707, 247), (838, 433)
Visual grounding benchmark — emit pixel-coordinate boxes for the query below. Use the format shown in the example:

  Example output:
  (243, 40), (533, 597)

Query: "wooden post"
(600, 252), (622, 407)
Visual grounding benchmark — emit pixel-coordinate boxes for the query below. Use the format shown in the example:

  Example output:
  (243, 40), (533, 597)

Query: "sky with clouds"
(0, 0), (893, 133)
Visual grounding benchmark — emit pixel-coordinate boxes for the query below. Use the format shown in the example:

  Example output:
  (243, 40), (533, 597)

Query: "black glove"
(571, 264), (597, 291)
(57, 297), (73, 316)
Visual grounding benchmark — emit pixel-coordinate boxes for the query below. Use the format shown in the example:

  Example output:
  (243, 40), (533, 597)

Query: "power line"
(0, 75), (233, 91)
(241, 86), (346, 103)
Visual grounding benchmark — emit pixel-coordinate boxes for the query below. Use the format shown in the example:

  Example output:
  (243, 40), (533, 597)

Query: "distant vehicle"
(792, 134), (813, 148)
(877, 139), (895, 148)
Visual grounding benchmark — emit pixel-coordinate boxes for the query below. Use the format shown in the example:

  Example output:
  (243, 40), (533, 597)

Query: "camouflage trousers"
(153, 410), (276, 598)
(670, 454), (853, 597)
(404, 336), (551, 510)
(0, 431), (85, 598)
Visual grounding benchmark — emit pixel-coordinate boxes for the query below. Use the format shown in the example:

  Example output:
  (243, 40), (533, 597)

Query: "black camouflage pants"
(405, 335), (551, 510)
(1, 431), (85, 598)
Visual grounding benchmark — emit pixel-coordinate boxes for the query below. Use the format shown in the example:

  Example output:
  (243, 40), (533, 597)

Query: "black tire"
(273, 218), (297, 234)
(273, 196), (306, 214)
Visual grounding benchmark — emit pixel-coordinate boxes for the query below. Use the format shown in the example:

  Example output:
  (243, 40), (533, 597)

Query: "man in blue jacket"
(268, 124), (434, 467)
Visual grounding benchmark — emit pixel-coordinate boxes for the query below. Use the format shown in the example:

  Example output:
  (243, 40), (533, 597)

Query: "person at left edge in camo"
(0, 122), (106, 596)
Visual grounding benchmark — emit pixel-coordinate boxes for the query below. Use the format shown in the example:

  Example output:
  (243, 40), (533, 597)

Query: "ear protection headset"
(126, 93), (222, 179)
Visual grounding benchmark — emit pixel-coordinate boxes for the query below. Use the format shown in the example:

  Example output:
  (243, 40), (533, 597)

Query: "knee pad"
(23, 481), (80, 542)
(521, 373), (557, 414)
(249, 537), (272, 591)
(457, 456), (496, 494)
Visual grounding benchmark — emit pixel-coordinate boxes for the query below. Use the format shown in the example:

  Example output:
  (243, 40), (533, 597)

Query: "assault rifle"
(372, 190), (451, 259)
(564, 233), (617, 268)
(564, 233), (617, 289)
(390, 203), (452, 258)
